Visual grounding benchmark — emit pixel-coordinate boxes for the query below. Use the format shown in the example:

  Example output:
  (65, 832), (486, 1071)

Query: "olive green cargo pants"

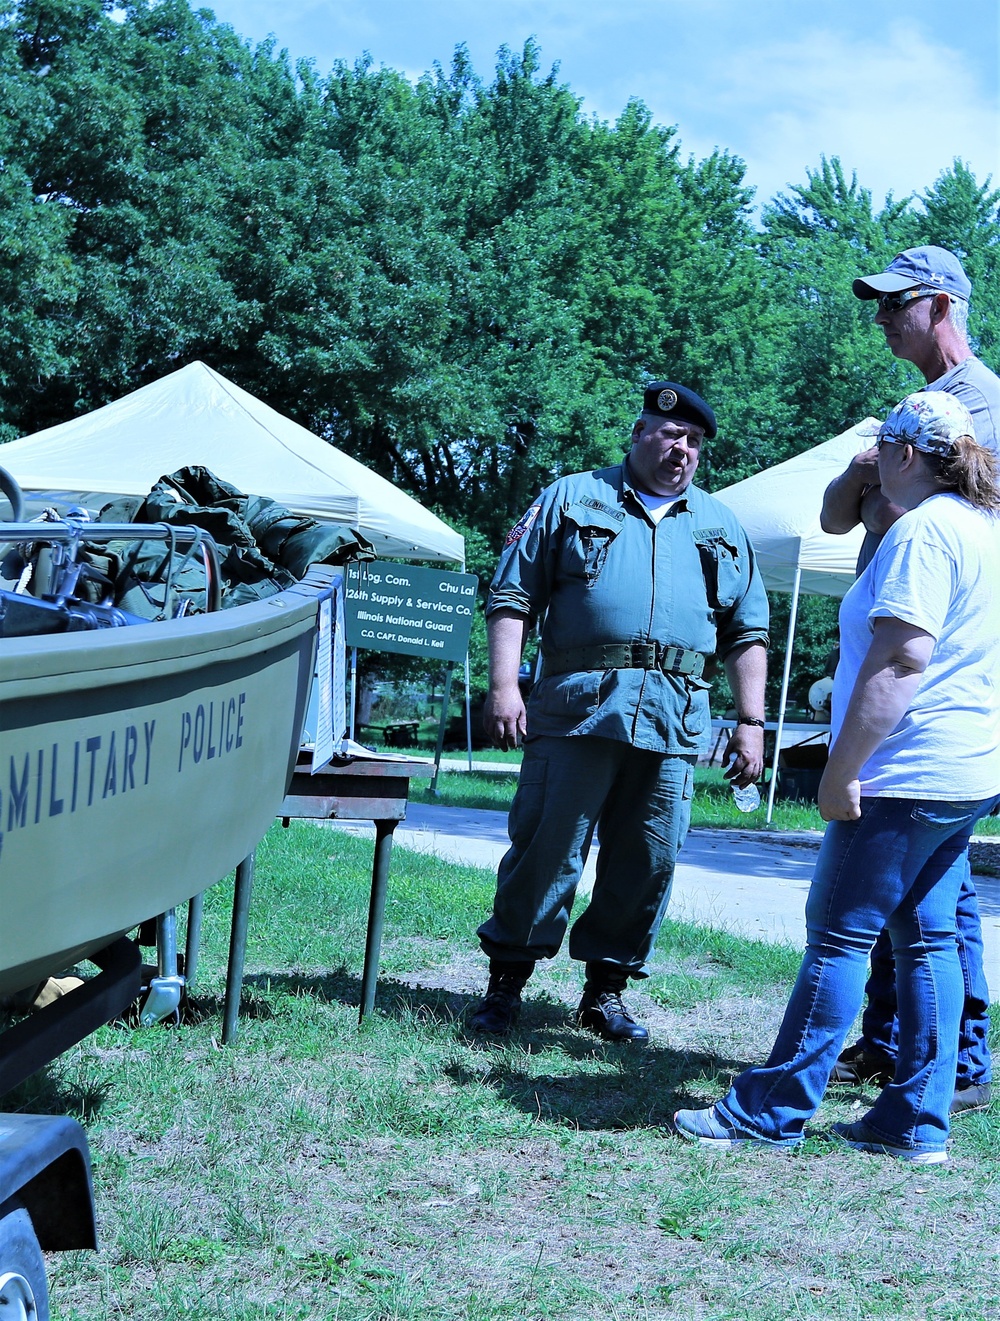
(477, 734), (695, 976)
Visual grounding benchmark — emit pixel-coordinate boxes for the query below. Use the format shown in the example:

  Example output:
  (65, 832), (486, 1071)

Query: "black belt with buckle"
(542, 642), (706, 679)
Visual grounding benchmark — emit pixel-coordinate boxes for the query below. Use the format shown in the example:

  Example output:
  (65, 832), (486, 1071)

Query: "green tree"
(901, 160), (1000, 371)
(758, 156), (916, 447)
(0, 1), (83, 433)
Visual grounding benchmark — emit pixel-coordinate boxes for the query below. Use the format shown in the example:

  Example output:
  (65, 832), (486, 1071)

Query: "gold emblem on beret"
(657, 388), (678, 412)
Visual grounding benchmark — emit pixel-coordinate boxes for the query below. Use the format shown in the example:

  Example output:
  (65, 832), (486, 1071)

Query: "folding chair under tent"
(714, 420), (878, 821)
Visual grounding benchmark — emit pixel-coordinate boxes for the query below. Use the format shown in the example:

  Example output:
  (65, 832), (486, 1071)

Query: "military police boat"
(0, 466), (338, 1320)
(0, 467), (328, 1009)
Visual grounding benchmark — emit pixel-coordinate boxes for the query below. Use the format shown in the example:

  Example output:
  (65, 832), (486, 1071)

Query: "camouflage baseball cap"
(878, 390), (977, 456)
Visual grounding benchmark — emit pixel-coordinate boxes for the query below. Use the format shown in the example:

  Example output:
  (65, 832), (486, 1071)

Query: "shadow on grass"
(448, 996), (749, 1130)
(441, 1046), (743, 1131)
(241, 965), (360, 1009)
(241, 966), (556, 1030)
(169, 993), (279, 1026)
(1, 1067), (113, 1122)
(237, 968), (746, 1131)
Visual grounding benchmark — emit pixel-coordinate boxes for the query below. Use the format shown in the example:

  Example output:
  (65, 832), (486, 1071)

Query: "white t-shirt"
(635, 490), (683, 524)
(833, 493), (1000, 798)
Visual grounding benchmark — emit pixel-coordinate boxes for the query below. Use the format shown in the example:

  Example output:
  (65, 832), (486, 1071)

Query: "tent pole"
(464, 655), (473, 771)
(349, 646), (358, 741)
(766, 567), (802, 824)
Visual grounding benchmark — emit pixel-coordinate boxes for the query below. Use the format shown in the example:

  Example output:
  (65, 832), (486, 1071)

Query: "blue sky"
(203, 0), (998, 211)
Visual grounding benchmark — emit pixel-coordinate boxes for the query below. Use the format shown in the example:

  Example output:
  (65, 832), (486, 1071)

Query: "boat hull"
(0, 567), (332, 995)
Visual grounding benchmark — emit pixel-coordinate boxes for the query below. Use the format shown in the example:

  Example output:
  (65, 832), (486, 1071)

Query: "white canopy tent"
(0, 360), (465, 564)
(715, 419), (879, 820)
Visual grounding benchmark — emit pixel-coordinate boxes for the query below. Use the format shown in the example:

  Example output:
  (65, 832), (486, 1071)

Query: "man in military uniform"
(470, 382), (769, 1041)
(821, 246), (1000, 1113)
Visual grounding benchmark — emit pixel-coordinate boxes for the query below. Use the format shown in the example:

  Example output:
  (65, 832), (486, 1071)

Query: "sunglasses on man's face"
(875, 434), (905, 450)
(875, 289), (940, 315)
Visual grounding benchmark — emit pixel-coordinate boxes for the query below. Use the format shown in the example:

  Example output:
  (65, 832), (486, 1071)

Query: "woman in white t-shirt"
(674, 391), (1000, 1163)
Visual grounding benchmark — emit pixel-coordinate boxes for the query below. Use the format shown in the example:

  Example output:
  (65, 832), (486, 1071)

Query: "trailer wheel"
(0, 1199), (49, 1321)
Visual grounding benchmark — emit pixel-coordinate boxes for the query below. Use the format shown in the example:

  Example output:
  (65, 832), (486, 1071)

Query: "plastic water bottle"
(728, 757), (761, 812)
(731, 781), (761, 813)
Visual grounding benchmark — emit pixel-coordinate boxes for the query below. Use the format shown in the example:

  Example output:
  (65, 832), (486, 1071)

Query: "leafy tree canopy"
(1, 0), (997, 703)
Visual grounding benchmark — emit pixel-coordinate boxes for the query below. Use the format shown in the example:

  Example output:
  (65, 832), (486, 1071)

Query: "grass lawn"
(416, 764), (832, 831)
(10, 823), (1000, 1320)
(415, 765), (1000, 838)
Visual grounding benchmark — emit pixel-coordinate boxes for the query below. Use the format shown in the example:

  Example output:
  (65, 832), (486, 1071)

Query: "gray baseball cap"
(853, 246), (972, 301)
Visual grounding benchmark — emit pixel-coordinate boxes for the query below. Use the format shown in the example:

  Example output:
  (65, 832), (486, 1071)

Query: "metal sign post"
(430, 661), (458, 793)
(345, 562), (478, 774)
(349, 646), (358, 740)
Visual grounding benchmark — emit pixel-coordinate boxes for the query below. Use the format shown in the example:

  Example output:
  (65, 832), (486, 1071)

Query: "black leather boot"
(577, 963), (649, 1044)
(829, 1043), (894, 1087)
(468, 960), (534, 1035)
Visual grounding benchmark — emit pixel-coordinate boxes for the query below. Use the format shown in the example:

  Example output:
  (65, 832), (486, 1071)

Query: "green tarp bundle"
(93, 465), (374, 618)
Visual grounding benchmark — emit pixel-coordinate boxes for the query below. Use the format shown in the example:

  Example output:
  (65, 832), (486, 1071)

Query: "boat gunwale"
(0, 564), (337, 693)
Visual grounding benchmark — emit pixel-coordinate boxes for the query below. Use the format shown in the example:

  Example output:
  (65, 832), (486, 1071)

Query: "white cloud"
(205, 2), (997, 211)
(633, 22), (999, 208)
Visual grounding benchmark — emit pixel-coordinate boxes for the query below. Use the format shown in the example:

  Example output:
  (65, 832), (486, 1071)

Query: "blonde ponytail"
(927, 435), (1000, 513)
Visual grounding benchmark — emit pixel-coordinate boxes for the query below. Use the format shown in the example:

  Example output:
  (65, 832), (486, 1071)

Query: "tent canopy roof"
(1, 361), (464, 564)
(714, 420), (878, 597)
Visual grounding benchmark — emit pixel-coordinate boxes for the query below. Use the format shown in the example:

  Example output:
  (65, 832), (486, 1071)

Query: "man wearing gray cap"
(821, 245), (1000, 1114)
(823, 245), (1000, 574)
(469, 382), (769, 1041)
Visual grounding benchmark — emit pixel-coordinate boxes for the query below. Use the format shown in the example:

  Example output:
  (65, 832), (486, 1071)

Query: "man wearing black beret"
(469, 381), (770, 1040)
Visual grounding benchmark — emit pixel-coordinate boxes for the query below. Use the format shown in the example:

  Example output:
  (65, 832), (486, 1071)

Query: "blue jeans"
(477, 735), (694, 975)
(717, 794), (1000, 1153)
(857, 862), (991, 1086)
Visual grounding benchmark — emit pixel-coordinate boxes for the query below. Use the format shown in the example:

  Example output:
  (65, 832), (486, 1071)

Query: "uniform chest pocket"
(561, 504), (624, 586)
(694, 531), (742, 610)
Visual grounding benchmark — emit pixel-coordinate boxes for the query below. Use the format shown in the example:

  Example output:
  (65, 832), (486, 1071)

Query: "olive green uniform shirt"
(488, 462), (769, 756)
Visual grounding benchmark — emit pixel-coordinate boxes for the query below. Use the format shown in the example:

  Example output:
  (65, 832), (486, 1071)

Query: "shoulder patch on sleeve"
(504, 504), (541, 547)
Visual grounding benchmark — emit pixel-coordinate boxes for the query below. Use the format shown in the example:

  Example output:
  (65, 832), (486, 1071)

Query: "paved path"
(327, 802), (1000, 996)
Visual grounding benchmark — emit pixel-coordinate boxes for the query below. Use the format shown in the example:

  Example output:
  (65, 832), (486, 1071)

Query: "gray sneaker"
(674, 1106), (776, 1148)
(831, 1120), (947, 1164)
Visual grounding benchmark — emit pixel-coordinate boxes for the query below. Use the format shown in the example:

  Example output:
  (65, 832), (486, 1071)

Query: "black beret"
(641, 381), (717, 439)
